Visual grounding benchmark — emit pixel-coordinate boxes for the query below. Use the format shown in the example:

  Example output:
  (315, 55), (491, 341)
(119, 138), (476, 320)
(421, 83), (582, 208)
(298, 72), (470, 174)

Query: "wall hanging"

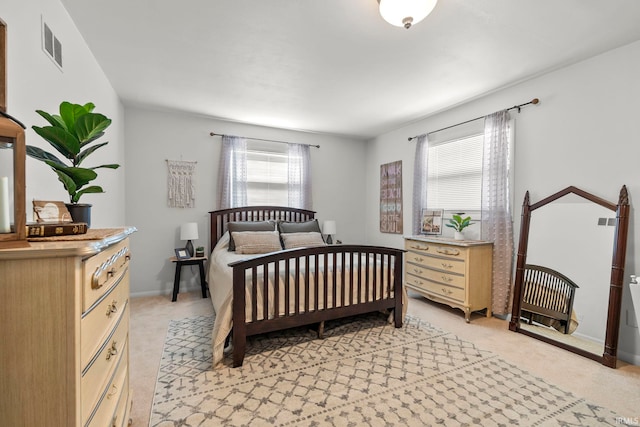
(166, 159), (196, 208)
(380, 160), (402, 234)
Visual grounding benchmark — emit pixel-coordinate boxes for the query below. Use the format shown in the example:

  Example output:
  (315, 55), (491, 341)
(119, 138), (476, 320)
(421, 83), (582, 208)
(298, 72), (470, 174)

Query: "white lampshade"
(180, 222), (199, 241)
(378, 0), (437, 29)
(323, 220), (337, 236)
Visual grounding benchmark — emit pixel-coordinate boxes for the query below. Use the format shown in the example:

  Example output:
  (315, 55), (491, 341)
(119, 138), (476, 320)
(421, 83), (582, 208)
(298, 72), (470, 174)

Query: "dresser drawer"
(86, 344), (129, 427)
(406, 273), (465, 302)
(406, 251), (466, 275)
(82, 305), (129, 424)
(81, 273), (129, 369)
(405, 240), (468, 261)
(83, 238), (132, 311)
(111, 378), (131, 427)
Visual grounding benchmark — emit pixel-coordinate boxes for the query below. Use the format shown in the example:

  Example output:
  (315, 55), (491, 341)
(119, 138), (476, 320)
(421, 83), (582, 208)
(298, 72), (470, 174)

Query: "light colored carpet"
(148, 312), (624, 426)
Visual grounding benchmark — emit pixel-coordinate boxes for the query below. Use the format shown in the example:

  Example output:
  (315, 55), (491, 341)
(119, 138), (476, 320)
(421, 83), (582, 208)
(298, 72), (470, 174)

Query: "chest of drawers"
(0, 227), (135, 426)
(404, 236), (493, 322)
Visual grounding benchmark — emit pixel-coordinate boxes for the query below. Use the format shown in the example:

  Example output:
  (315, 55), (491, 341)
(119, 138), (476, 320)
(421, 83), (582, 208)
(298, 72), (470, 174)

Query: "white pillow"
(281, 232), (327, 249)
(231, 231), (282, 254)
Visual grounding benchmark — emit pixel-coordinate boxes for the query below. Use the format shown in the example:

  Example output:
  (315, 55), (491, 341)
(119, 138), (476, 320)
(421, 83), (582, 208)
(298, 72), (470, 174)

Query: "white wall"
(3, 0), (125, 227)
(364, 40), (640, 364)
(124, 106), (367, 297)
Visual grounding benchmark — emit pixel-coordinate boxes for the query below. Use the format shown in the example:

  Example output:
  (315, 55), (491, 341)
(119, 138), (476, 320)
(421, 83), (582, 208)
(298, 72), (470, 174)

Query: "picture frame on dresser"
(420, 209), (443, 235)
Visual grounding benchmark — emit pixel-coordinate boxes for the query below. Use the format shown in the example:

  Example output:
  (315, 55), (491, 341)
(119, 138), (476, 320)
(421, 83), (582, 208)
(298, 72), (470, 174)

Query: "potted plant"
(445, 213), (473, 240)
(26, 102), (119, 227)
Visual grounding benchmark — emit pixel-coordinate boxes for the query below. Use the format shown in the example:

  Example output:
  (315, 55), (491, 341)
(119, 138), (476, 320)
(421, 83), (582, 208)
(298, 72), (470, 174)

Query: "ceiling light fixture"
(378, 0), (438, 29)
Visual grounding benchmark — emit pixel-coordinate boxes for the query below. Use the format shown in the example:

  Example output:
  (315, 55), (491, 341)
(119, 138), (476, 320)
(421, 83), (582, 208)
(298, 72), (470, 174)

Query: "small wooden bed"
(520, 264), (579, 334)
(209, 206), (405, 367)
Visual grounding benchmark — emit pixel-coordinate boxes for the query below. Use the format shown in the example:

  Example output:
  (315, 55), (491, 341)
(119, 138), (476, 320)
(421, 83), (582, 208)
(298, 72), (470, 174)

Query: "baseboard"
(617, 349), (640, 367)
(130, 285), (203, 299)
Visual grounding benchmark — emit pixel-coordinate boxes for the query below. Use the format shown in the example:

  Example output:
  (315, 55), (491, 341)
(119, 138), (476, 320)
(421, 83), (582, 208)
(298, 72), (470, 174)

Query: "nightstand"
(169, 255), (208, 302)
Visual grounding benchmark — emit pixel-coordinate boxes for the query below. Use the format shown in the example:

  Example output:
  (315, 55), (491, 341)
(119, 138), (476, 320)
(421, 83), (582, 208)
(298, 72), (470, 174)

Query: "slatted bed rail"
(228, 244), (404, 367)
(521, 264), (579, 334)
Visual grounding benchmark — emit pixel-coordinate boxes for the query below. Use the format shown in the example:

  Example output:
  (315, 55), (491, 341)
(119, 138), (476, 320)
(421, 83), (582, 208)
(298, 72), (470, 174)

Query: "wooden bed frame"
(209, 206), (405, 367)
(520, 264), (579, 334)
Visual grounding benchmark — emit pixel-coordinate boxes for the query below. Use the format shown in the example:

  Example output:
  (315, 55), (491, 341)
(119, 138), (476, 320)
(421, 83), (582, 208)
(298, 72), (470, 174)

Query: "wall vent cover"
(42, 18), (62, 70)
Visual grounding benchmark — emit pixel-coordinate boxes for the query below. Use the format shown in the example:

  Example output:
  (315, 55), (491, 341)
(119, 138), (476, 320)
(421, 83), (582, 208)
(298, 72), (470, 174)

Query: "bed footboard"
(521, 264), (579, 334)
(228, 245), (404, 367)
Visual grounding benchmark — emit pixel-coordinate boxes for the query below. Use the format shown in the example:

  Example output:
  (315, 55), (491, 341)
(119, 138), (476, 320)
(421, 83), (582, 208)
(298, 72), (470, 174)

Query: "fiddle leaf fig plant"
(26, 102), (120, 204)
(445, 213), (473, 232)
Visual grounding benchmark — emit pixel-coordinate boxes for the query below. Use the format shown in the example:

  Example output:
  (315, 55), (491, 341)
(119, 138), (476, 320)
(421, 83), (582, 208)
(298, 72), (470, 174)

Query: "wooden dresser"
(404, 236), (493, 322)
(0, 227), (136, 426)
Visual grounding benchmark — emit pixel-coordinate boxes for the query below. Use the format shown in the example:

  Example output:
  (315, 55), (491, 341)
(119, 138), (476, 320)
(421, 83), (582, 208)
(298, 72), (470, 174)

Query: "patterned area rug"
(149, 313), (622, 426)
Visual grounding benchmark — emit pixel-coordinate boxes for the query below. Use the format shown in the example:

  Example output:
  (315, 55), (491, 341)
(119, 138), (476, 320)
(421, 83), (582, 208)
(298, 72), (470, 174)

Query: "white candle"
(0, 176), (10, 233)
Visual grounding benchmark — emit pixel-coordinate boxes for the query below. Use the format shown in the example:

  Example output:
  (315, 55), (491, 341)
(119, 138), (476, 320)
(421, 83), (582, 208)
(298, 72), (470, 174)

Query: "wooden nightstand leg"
(198, 260), (208, 298)
(172, 262), (181, 302)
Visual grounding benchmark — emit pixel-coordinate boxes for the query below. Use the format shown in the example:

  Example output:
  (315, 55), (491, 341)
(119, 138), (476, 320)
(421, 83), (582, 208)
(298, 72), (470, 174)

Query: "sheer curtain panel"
(217, 135), (248, 209)
(287, 143), (312, 210)
(412, 135), (429, 235)
(481, 110), (514, 316)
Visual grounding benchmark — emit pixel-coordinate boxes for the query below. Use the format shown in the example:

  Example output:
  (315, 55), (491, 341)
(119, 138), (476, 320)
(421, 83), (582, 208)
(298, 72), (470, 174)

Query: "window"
(246, 141), (288, 206)
(218, 135), (312, 210)
(426, 133), (484, 211)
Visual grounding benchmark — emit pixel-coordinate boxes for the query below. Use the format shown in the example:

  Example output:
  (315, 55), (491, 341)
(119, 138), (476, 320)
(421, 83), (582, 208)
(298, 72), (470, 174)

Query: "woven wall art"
(166, 160), (196, 208)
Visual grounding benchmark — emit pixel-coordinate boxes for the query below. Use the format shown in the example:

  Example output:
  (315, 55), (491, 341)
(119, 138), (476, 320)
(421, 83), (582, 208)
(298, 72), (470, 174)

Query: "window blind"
(427, 134), (483, 211)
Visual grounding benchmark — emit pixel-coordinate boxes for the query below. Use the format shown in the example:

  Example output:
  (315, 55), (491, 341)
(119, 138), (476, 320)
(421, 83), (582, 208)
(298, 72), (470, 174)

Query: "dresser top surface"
(0, 226), (136, 259)
(405, 235), (493, 247)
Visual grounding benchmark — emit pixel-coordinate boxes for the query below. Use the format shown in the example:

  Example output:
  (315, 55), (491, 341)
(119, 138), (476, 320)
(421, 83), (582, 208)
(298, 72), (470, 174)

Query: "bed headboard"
(209, 206), (316, 250)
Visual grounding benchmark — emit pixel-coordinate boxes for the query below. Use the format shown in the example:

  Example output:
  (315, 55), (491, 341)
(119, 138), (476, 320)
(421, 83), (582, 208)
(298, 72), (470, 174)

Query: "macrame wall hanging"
(166, 160), (196, 208)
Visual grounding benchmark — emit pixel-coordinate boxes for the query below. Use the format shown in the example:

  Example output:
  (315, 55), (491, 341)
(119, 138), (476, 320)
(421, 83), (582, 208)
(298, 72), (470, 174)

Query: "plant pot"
(454, 231), (464, 240)
(66, 203), (92, 228)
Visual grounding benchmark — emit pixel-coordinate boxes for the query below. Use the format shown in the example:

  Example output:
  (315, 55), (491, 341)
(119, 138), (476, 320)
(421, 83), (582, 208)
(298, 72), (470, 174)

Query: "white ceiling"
(61, 0), (640, 139)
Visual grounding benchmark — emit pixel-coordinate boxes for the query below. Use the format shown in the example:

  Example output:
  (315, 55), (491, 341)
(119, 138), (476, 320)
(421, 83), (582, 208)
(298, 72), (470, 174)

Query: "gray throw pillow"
(278, 219), (321, 234)
(227, 221), (276, 251)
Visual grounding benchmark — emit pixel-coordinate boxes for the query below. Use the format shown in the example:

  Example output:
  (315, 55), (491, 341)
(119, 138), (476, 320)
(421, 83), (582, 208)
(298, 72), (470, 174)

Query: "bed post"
(232, 266), (247, 367)
(394, 251), (404, 328)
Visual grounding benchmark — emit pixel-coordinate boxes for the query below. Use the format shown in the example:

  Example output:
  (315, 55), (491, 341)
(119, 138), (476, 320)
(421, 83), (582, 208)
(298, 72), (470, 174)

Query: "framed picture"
(174, 248), (190, 259)
(421, 209), (443, 235)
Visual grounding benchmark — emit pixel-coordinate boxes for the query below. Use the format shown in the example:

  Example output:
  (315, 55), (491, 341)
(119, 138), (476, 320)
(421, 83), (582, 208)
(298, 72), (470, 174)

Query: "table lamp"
(323, 220), (336, 244)
(180, 222), (198, 257)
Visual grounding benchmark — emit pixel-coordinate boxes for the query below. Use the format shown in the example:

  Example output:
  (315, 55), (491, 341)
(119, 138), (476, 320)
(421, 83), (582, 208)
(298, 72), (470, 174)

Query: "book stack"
(26, 222), (88, 237)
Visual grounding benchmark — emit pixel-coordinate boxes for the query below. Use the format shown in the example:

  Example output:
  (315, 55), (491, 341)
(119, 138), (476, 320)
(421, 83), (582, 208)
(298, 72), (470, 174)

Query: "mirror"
(509, 186), (630, 368)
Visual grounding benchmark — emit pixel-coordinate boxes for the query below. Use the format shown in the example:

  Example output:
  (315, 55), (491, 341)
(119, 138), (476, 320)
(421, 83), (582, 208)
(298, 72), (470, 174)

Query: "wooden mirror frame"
(508, 185), (630, 368)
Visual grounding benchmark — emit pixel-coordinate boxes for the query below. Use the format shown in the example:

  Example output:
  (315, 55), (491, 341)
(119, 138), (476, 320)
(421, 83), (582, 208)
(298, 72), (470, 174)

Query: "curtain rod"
(209, 132), (320, 148)
(407, 98), (539, 142)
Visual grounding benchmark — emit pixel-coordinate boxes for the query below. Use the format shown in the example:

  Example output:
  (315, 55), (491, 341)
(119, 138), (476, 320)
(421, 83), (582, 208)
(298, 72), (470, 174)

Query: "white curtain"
(287, 143), (313, 210)
(481, 110), (514, 316)
(217, 135), (248, 209)
(412, 134), (429, 235)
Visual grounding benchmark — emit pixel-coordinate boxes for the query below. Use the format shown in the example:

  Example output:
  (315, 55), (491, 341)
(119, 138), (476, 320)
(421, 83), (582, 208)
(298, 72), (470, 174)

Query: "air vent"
(42, 18), (62, 70)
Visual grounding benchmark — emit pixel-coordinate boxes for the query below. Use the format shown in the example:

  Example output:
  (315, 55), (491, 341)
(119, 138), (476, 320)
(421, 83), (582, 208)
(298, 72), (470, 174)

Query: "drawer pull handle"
(106, 300), (118, 317)
(91, 247), (130, 289)
(410, 244), (429, 251)
(441, 275), (453, 283)
(441, 288), (453, 295)
(415, 257), (424, 262)
(106, 341), (118, 361)
(413, 268), (423, 274)
(436, 247), (460, 256)
(441, 263), (453, 269)
(107, 384), (119, 400)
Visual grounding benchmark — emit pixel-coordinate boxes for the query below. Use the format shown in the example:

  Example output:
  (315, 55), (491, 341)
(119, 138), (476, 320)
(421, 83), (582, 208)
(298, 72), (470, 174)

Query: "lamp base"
(186, 240), (194, 257)
(326, 235), (333, 244)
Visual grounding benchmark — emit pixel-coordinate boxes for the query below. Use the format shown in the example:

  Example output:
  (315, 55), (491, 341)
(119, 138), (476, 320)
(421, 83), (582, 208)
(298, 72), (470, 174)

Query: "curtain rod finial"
(531, 98), (539, 105)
